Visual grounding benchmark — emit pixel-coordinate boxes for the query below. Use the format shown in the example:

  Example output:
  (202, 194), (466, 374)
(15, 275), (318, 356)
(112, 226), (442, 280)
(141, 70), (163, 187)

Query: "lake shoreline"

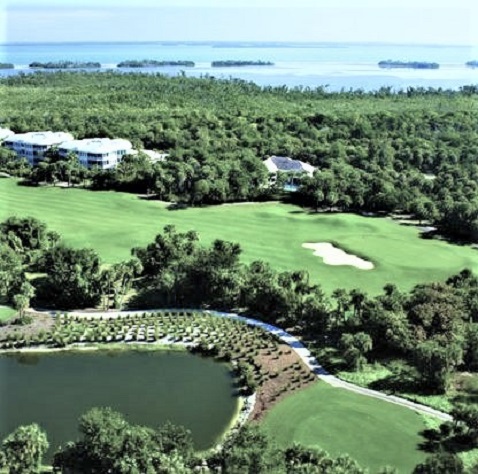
(0, 340), (251, 456)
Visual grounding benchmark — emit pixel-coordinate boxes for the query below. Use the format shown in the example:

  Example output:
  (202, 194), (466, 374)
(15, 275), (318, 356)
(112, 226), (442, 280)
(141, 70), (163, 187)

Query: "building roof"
(0, 128), (14, 141)
(264, 155), (316, 175)
(59, 138), (133, 154)
(5, 131), (74, 146)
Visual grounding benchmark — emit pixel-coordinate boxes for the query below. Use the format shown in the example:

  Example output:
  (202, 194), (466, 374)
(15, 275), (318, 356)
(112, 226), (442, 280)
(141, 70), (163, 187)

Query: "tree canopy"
(3, 72), (478, 239)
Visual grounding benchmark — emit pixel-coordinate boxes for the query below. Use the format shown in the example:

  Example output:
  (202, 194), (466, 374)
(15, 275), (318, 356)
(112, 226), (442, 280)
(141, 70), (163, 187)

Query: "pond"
(0, 349), (240, 460)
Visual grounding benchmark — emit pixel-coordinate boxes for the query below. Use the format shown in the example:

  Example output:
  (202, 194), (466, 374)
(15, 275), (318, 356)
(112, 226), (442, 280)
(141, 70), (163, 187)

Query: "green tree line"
(3, 406), (466, 473)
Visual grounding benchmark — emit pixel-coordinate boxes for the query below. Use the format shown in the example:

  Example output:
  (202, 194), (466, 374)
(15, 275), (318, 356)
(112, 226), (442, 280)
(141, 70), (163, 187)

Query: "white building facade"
(58, 138), (133, 170)
(3, 131), (74, 165)
(0, 128), (14, 142)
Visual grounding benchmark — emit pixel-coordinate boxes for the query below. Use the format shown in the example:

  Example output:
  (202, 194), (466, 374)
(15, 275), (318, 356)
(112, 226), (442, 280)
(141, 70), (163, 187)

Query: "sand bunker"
(302, 242), (374, 270)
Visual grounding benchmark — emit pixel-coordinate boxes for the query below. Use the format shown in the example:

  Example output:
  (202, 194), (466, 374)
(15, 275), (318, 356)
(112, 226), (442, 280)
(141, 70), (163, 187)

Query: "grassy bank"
(262, 382), (427, 473)
(0, 306), (16, 323)
(2, 179), (478, 294)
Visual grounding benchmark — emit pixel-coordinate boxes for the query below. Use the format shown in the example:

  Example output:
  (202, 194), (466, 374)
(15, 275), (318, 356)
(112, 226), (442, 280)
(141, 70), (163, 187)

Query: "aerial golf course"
(4, 177), (478, 472)
(2, 178), (478, 296)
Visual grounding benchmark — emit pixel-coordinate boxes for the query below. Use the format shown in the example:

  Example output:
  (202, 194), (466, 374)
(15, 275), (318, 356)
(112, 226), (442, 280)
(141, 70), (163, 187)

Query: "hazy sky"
(1, 0), (477, 45)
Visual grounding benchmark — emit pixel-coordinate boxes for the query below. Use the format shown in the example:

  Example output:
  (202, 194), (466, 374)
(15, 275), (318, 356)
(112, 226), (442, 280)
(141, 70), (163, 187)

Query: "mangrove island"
(211, 60), (274, 67)
(29, 61), (101, 69)
(378, 60), (440, 69)
(117, 59), (196, 68)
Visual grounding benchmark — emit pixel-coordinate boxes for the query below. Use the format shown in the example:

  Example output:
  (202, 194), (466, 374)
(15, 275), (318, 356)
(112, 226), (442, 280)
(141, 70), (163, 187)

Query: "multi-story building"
(0, 128), (14, 142)
(58, 138), (133, 169)
(3, 131), (74, 165)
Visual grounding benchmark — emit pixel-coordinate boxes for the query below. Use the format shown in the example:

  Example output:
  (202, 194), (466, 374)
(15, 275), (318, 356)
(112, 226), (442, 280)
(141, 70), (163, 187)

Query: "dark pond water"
(0, 349), (239, 460)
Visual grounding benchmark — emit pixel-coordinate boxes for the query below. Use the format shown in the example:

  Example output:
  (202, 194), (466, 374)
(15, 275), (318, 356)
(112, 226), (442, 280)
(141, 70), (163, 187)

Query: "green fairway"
(2, 179), (478, 294)
(262, 382), (427, 473)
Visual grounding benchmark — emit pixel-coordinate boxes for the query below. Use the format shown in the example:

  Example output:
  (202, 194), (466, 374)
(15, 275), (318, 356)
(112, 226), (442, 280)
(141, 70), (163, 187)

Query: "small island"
(117, 60), (195, 68)
(211, 60), (274, 67)
(0, 63), (14, 69)
(378, 60), (439, 70)
(466, 60), (478, 68)
(29, 61), (101, 69)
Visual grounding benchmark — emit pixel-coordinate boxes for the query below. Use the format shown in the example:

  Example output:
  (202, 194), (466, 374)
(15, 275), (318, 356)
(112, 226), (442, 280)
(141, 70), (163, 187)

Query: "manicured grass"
(262, 382), (427, 473)
(2, 179), (478, 294)
(0, 306), (16, 322)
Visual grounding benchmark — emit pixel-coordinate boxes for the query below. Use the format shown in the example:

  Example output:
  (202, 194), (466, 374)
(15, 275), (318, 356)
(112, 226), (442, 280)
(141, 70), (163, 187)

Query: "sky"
(1, 0), (477, 45)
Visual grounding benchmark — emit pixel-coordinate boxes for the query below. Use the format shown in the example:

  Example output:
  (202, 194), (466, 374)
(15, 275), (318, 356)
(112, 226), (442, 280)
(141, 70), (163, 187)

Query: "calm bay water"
(1, 41), (478, 91)
(0, 350), (239, 460)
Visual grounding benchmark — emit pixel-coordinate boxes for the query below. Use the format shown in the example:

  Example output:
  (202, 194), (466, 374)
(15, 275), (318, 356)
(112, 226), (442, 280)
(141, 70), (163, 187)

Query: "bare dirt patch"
(248, 342), (317, 421)
(0, 311), (55, 342)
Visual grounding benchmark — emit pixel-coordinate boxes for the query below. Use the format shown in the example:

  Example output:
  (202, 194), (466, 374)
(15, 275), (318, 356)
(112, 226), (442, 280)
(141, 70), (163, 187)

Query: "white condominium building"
(58, 138), (133, 169)
(3, 131), (74, 165)
(0, 128), (14, 142)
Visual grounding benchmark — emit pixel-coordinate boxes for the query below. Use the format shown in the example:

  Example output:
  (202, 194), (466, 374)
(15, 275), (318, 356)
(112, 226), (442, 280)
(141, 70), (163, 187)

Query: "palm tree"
(350, 289), (366, 319)
(332, 288), (350, 327)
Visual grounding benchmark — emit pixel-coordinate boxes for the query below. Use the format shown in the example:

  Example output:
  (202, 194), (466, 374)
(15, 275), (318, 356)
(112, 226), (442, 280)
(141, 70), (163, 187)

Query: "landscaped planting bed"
(0, 311), (316, 420)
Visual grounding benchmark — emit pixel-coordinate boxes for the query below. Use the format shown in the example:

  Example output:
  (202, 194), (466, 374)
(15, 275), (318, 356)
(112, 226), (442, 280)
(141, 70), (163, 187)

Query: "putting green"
(262, 382), (427, 473)
(2, 179), (478, 294)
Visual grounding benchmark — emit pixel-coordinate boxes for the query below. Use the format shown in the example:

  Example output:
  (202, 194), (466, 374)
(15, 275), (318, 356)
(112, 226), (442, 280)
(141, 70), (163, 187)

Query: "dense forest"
(2, 72), (478, 240)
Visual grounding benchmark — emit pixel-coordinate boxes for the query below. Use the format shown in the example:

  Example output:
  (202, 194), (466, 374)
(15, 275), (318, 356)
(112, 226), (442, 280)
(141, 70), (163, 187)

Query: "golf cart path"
(64, 308), (452, 421)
